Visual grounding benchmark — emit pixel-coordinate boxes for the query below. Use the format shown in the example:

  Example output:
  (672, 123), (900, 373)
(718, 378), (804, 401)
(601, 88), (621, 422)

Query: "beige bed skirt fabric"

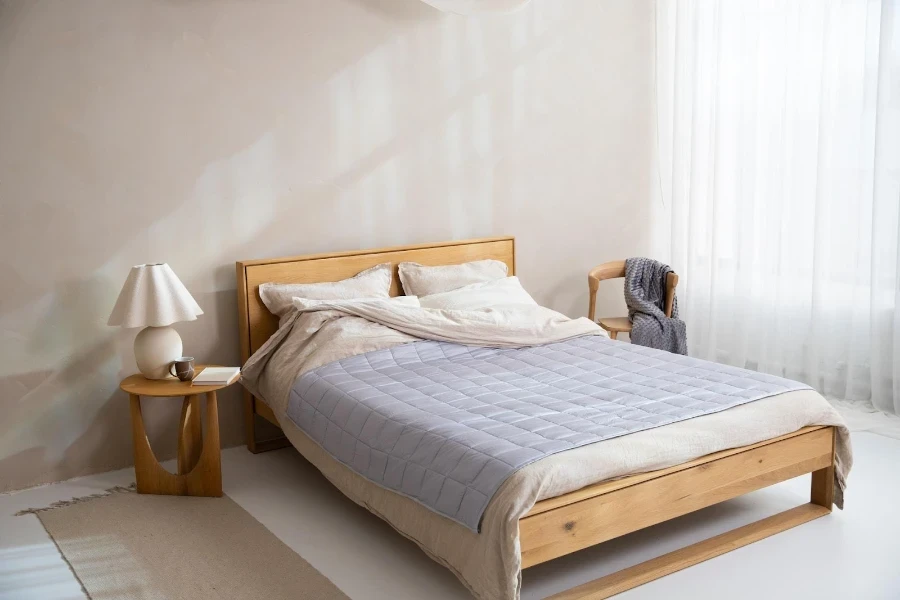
(274, 389), (851, 600)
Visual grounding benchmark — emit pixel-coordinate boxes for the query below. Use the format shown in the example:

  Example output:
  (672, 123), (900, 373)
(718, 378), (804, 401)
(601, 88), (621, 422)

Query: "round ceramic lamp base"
(134, 326), (183, 380)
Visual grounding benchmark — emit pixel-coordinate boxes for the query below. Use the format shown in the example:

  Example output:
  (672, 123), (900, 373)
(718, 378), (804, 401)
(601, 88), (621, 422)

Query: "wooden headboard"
(235, 236), (515, 452)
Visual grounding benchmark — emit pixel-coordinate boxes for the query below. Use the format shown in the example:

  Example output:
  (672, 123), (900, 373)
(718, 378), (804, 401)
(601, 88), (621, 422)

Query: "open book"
(192, 367), (240, 386)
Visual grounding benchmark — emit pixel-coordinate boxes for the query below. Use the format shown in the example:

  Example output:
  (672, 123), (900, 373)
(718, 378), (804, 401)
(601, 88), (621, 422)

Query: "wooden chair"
(588, 260), (679, 340)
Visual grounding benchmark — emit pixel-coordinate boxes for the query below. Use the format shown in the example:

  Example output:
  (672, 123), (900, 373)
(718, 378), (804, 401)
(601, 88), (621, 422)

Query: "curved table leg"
(177, 395), (203, 475)
(130, 394), (187, 495)
(185, 390), (222, 496)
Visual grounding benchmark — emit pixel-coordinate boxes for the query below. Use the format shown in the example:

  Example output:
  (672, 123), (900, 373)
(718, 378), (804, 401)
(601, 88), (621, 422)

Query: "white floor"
(2, 432), (899, 600)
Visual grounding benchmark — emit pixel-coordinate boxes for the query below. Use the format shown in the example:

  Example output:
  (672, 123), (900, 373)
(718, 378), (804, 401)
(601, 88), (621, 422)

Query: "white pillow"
(399, 259), (509, 296)
(418, 277), (537, 311)
(259, 263), (391, 325)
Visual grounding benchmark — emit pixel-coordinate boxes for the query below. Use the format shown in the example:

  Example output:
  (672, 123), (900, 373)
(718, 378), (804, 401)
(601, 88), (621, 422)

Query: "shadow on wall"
(0, 0), (654, 492)
(0, 276), (129, 486)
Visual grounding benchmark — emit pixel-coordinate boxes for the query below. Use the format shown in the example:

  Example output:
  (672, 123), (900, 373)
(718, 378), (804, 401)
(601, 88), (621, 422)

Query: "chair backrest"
(588, 260), (679, 321)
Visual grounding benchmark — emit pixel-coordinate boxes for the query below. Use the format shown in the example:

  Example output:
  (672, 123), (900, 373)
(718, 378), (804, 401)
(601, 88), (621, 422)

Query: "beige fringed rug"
(20, 486), (350, 600)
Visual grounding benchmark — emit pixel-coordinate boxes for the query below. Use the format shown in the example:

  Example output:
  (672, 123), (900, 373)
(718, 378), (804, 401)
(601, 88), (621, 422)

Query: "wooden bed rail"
(521, 426), (836, 599)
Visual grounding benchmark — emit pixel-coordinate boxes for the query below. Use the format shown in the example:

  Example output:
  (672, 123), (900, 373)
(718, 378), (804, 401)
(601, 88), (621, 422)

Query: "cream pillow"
(418, 277), (537, 311)
(259, 263), (391, 325)
(398, 259), (509, 296)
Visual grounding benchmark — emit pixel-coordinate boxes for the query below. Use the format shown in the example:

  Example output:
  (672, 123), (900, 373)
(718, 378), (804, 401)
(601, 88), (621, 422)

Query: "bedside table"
(120, 366), (238, 497)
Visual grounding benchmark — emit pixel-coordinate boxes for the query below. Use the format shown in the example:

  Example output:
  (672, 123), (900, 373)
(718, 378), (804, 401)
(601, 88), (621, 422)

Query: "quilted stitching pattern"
(285, 336), (809, 531)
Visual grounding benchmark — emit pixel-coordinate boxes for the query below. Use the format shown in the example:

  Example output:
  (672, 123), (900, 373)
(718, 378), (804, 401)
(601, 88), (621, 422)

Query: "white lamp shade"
(107, 263), (203, 328)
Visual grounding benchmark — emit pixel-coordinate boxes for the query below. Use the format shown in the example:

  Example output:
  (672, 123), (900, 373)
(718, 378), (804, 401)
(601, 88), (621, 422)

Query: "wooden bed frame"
(236, 237), (836, 599)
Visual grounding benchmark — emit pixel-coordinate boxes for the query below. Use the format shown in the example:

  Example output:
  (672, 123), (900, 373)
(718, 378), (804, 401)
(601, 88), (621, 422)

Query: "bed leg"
(243, 390), (258, 453)
(810, 427), (835, 510)
(243, 390), (291, 454)
(810, 466), (835, 510)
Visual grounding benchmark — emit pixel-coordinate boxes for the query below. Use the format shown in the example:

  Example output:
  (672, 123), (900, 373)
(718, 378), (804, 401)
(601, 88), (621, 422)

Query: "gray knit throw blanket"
(624, 257), (688, 354)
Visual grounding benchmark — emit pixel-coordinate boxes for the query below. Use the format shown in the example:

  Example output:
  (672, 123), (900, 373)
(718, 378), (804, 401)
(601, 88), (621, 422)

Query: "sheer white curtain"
(656, 0), (900, 414)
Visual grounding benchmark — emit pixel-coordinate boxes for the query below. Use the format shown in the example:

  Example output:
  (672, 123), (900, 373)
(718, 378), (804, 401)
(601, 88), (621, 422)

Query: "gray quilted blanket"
(285, 334), (808, 531)
(625, 257), (688, 354)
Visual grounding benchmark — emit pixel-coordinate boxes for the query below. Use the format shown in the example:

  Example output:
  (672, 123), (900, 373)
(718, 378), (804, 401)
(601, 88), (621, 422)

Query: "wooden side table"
(120, 366), (237, 497)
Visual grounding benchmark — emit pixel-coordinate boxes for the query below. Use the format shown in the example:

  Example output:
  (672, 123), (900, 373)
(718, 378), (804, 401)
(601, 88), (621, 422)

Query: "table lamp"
(108, 263), (203, 379)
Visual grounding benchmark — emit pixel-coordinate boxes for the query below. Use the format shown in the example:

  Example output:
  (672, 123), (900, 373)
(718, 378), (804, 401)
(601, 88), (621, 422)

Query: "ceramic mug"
(169, 357), (195, 382)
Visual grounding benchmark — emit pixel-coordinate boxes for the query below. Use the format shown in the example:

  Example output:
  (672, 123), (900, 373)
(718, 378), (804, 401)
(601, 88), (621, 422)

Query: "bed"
(236, 236), (849, 600)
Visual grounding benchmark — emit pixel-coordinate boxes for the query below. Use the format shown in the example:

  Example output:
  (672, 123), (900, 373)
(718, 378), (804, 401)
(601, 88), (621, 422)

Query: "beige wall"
(0, 0), (656, 492)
